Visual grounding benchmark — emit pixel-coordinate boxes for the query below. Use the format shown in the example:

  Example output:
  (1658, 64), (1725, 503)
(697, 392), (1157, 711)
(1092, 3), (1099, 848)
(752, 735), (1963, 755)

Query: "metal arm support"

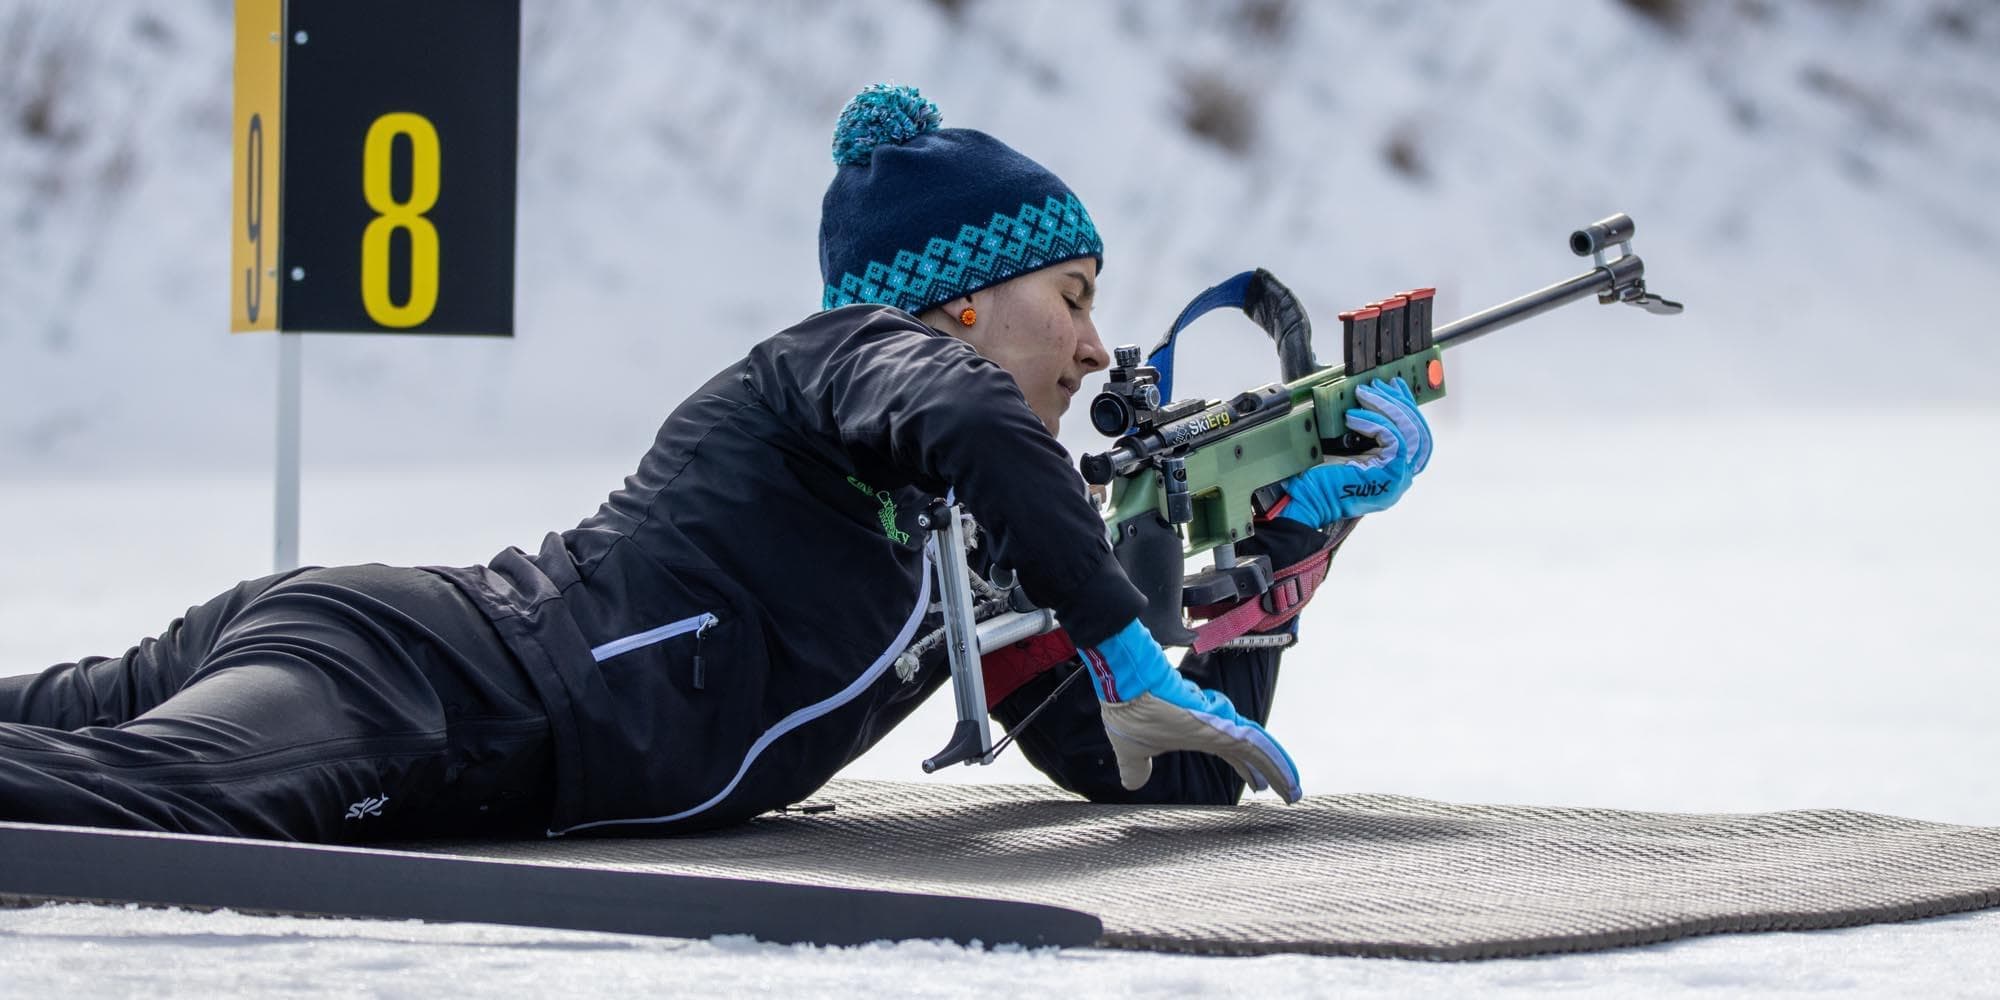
(921, 502), (992, 772)
(918, 502), (1062, 772)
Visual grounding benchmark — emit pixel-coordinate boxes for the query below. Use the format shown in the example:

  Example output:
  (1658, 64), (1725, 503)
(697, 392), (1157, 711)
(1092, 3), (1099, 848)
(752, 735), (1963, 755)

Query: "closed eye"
(1063, 269), (1096, 313)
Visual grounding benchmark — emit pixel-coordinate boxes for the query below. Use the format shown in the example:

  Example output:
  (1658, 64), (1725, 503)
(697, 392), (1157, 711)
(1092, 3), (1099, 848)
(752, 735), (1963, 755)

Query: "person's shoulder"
(780, 304), (935, 342)
(760, 305), (977, 368)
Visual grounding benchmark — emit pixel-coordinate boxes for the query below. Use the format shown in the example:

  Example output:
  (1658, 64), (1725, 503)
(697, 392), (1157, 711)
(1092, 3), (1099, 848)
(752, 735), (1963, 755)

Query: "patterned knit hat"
(819, 84), (1104, 316)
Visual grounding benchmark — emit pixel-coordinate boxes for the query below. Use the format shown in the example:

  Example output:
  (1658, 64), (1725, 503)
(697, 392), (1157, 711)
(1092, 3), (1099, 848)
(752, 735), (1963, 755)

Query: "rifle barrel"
(1432, 254), (1641, 350)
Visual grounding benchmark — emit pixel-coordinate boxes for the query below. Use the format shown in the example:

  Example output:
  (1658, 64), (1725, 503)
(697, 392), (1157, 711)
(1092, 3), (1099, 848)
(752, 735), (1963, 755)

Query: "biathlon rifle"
(914, 214), (1682, 773)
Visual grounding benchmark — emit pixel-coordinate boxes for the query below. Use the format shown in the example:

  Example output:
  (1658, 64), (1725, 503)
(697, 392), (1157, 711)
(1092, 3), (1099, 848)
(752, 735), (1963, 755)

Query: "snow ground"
(3, 904), (2000, 1000)
(3, 409), (1997, 995)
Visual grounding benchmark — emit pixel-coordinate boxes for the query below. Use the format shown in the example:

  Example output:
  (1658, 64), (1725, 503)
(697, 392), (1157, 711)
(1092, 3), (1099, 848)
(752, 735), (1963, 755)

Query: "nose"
(1076, 316), (1110, 372)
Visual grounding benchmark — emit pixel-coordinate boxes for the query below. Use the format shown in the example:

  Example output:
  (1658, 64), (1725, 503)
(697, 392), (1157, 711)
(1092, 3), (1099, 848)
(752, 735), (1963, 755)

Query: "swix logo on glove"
(1338, 481), (1395, 499)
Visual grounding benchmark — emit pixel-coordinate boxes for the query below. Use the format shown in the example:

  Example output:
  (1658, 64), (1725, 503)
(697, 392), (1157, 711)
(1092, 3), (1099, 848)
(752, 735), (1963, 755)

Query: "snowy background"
(3, 0), (1999, 994)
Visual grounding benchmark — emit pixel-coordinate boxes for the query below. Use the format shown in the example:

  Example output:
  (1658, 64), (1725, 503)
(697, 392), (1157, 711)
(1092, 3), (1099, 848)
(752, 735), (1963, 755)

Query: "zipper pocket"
(590, 611), (720, 664)
(692, 615), (714, 690)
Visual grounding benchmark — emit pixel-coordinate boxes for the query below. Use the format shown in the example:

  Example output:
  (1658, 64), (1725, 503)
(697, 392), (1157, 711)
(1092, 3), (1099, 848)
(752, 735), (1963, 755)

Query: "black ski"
(0, 820), (1101, 948)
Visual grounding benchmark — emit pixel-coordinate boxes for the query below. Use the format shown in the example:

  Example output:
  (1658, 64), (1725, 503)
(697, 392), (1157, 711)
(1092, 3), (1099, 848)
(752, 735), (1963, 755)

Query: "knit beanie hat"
(819, 84), (1104, 316)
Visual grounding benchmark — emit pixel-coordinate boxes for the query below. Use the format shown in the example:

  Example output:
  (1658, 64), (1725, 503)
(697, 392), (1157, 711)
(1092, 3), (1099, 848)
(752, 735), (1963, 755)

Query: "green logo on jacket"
(847, 476), (911, 545)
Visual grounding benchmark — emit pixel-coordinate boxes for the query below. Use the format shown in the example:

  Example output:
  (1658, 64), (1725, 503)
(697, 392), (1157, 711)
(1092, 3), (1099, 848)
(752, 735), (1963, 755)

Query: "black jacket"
(439, 306), (1161, 834)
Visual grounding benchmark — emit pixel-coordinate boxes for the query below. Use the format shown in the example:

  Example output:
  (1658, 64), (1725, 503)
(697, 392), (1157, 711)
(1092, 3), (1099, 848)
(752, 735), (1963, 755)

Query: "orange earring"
(958, 307), (977, 327)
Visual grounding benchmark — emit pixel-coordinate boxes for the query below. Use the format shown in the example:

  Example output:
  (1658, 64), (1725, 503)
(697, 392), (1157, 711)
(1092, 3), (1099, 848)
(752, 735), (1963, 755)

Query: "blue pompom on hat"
(819, 84), (1104, 316)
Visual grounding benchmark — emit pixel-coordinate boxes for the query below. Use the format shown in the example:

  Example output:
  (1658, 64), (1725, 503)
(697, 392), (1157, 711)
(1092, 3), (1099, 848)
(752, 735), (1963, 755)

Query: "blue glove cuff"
(1081, 618), (1174, 703)
(1082, 618), (1305, 802)
(1083, 619), (1241, 720)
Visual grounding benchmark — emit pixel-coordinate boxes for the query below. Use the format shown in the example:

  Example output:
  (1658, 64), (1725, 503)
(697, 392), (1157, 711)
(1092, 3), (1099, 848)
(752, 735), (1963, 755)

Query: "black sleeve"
(750, 307), (1143, 648)
(992, 516), (1334, 804)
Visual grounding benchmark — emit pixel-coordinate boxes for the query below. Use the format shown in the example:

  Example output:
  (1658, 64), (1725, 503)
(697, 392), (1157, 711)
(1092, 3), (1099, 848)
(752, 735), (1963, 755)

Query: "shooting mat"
(418, 780), (2000, 960)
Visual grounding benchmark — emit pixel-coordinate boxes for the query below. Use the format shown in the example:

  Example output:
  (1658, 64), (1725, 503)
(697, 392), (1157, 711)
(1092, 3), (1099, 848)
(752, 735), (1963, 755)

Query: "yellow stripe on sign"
(231, 0), (283, 332)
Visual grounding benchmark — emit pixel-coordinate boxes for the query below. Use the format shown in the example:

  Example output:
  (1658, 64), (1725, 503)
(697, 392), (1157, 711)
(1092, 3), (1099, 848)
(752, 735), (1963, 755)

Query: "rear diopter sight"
(1090, 344), (1162, 437)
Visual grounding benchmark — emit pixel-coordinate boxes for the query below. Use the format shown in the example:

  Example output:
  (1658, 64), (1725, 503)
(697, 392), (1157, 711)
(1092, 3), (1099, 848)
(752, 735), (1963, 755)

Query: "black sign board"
(237, 0), (520, 335)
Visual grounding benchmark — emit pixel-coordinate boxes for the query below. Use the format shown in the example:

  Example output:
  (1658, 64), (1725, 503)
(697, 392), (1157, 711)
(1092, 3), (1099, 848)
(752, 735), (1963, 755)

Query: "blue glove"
(1081, 618), (1303, 803)
(1277, 378), (1431, 529)
(1374, 377), (1433, 475)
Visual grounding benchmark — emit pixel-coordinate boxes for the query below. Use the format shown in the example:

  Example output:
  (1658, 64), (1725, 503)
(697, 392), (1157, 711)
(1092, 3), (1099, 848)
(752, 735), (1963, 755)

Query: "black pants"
(0, 565), (554, 842)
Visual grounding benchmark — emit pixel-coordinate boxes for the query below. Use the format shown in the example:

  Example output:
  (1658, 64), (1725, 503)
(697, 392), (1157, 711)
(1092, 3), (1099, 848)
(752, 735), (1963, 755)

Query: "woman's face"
(950, 259), (1109, 435)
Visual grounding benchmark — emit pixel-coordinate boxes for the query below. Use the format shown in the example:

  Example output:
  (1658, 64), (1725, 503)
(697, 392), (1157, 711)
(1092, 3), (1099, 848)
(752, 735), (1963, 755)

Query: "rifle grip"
(1111, 512), (1198, 647)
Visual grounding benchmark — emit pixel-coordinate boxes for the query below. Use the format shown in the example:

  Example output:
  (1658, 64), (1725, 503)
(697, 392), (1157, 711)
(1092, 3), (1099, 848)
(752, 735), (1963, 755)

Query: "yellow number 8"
(361, 112), (440, 328)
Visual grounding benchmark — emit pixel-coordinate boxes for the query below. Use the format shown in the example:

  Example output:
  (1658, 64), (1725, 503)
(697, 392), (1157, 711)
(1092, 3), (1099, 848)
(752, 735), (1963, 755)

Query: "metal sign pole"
(274, 331), (301, 572)
(236, 1), (519, 576)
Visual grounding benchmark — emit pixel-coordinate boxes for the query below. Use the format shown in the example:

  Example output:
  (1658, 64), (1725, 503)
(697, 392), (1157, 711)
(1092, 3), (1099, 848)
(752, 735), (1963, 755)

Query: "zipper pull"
(692, 615), (715, 690)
